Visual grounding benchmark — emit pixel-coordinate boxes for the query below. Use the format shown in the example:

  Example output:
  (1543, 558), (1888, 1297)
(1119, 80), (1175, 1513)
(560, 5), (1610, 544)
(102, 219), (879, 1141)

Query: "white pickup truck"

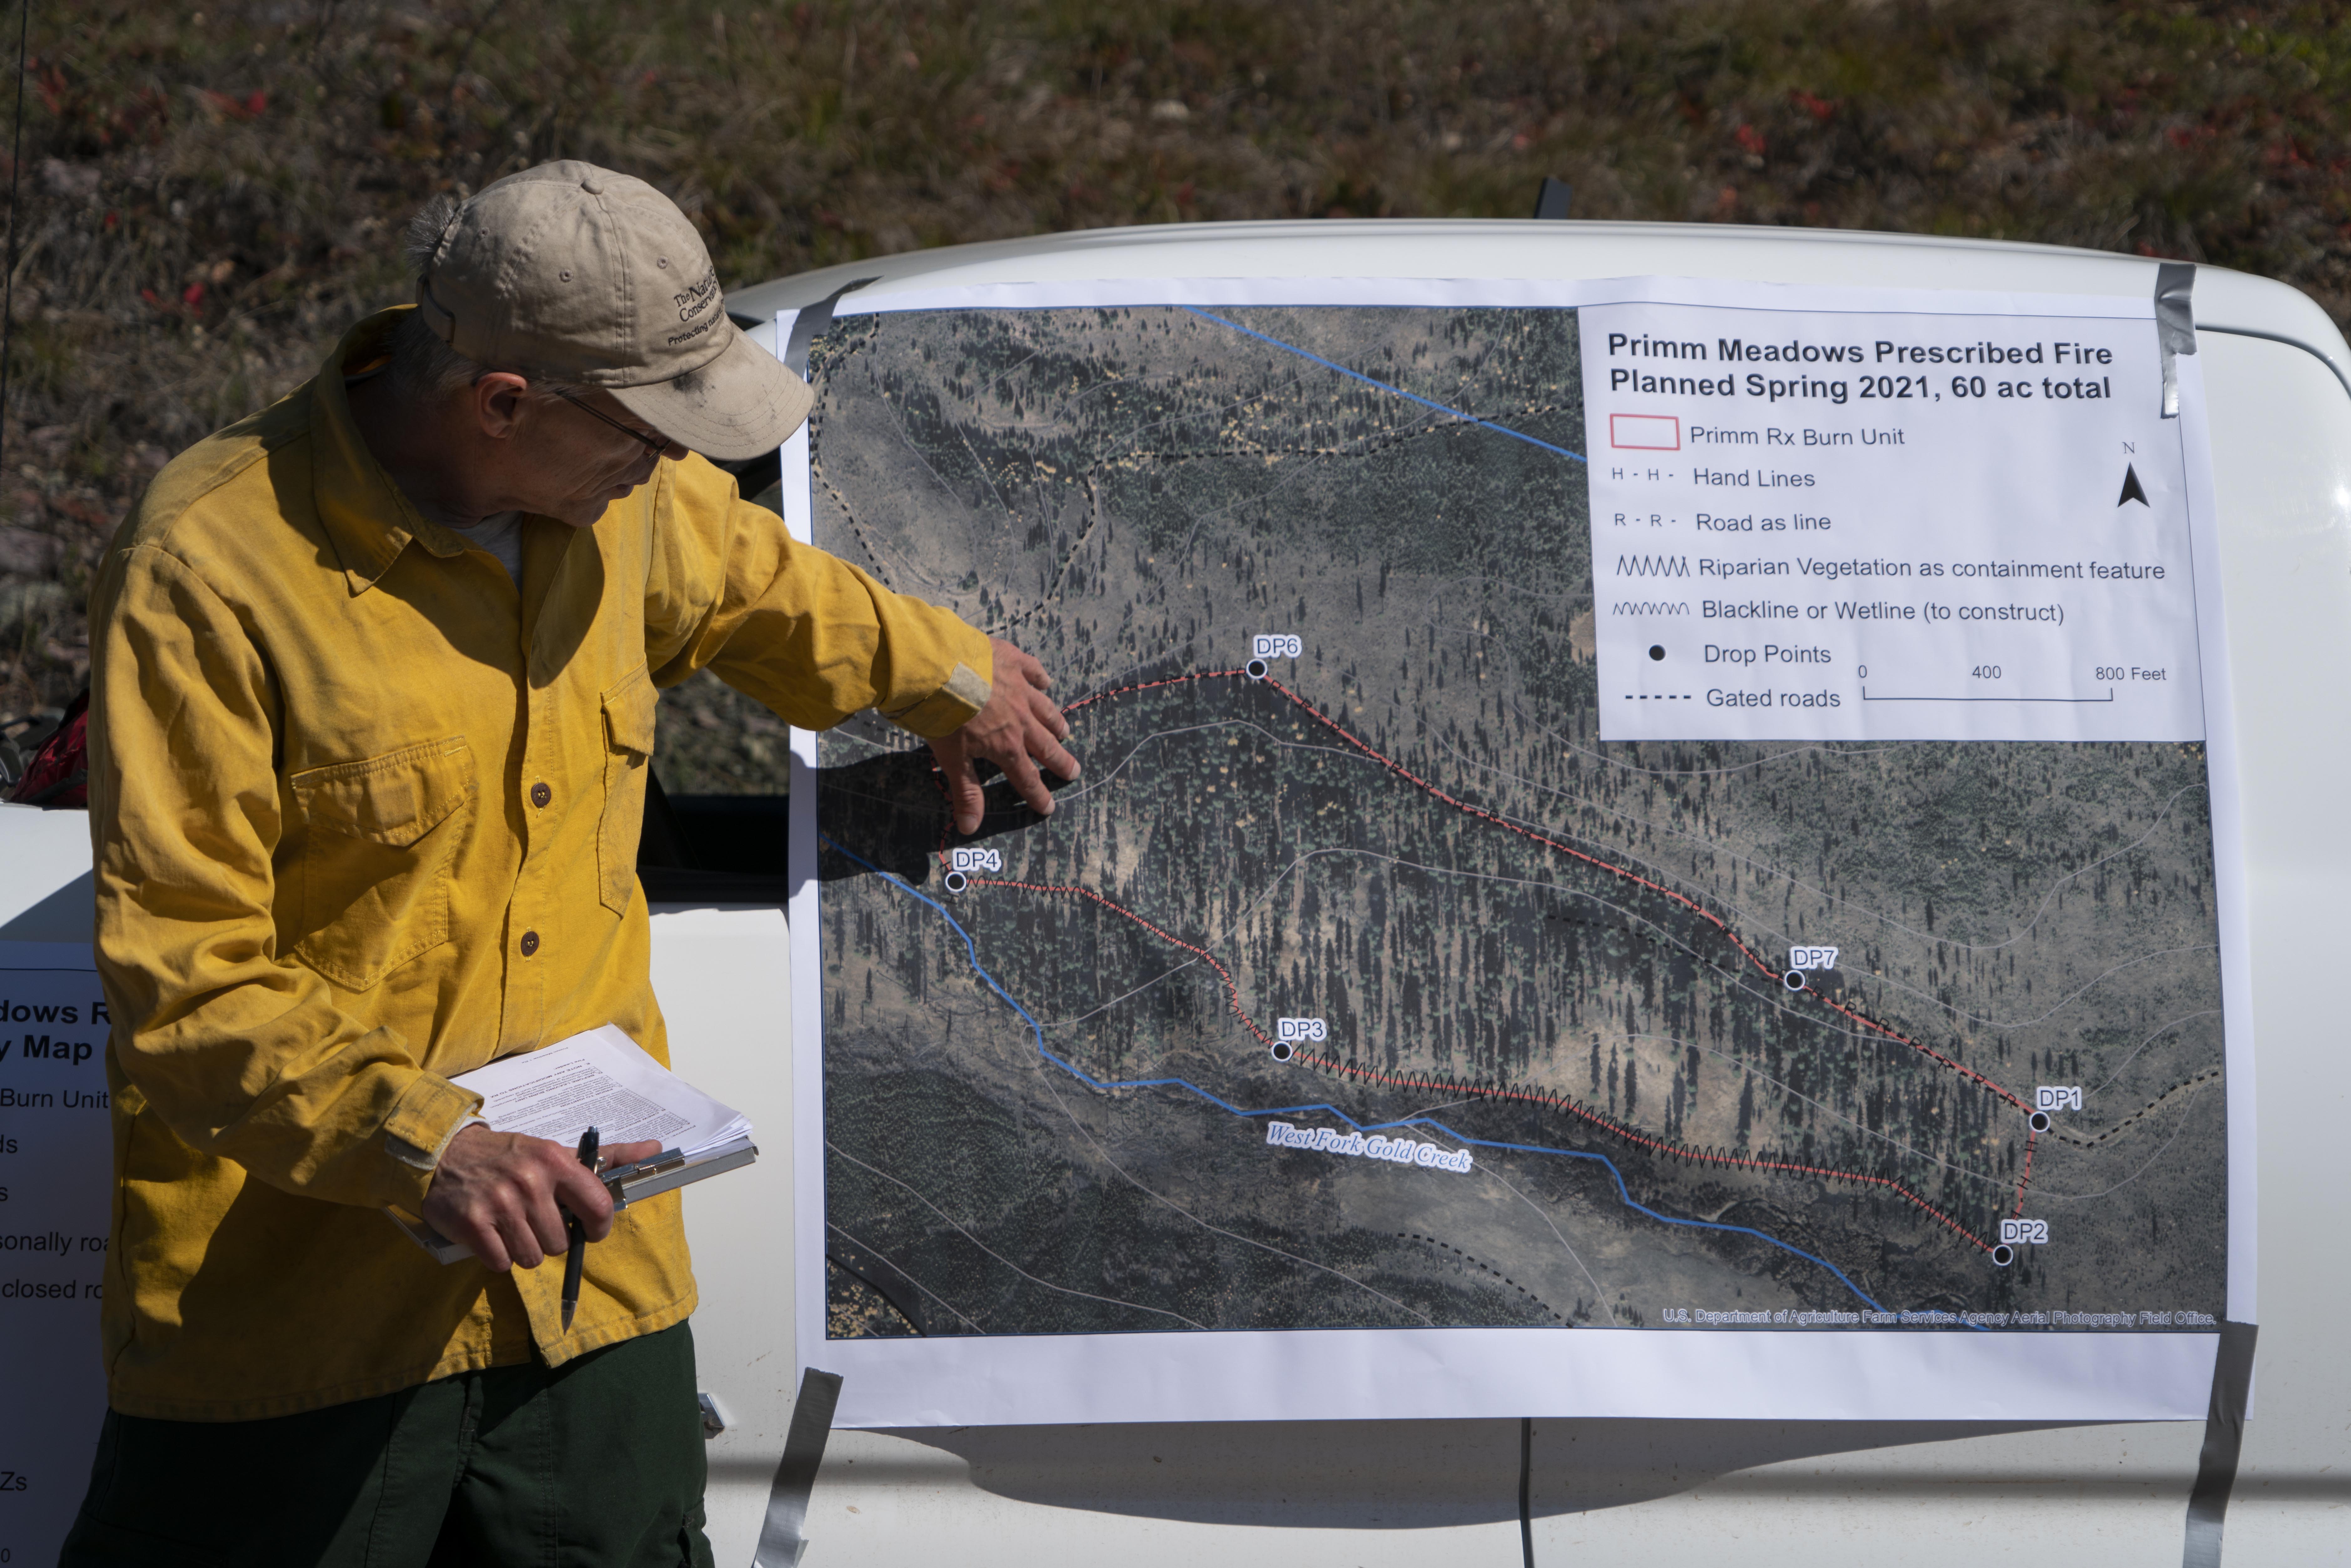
(5, 217), (2346, 1565)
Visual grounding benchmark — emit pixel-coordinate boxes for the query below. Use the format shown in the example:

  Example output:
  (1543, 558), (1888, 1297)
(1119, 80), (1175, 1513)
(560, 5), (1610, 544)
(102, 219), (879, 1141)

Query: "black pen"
(560, 1124), (600, 1331)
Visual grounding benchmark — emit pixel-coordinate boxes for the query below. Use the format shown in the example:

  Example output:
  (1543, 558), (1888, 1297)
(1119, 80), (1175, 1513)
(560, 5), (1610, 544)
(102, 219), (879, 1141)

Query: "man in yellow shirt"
(62, 161), (1075, 1565)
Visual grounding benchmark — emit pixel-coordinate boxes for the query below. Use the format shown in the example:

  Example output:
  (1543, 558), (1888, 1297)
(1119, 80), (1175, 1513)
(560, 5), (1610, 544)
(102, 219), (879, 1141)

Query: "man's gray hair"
(388, 192), (584, 401)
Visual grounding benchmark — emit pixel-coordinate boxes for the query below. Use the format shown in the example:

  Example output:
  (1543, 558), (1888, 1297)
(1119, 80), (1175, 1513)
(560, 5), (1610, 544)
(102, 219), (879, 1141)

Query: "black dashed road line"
(1398, 1231), (1571, 1325)
(2048, 1067), (2223, 1149)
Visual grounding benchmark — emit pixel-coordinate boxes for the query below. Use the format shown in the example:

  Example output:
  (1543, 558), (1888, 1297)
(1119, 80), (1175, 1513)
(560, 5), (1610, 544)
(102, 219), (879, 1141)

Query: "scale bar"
(1859, 687), (2116, 704)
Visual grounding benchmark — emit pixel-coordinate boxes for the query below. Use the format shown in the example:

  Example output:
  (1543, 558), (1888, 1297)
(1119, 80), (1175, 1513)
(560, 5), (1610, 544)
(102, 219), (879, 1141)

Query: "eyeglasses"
(554, 390), (672, 457)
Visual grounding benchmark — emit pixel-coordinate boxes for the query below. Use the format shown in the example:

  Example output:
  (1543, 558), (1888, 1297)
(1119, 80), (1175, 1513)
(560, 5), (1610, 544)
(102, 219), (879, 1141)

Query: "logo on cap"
(674, 270), (719, 324)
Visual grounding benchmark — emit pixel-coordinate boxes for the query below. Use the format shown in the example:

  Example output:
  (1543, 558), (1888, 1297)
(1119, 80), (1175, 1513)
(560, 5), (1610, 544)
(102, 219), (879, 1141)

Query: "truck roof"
(725, 217), (2349, 397)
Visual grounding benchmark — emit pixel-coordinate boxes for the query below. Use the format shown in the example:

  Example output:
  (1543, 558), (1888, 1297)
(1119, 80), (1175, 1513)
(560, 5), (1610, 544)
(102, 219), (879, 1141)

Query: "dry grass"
(3, 0), (2346, 747)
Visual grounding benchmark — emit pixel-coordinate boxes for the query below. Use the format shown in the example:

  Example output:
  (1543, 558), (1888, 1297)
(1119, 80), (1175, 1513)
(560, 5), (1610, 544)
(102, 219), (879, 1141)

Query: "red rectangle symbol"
(1610, 413), (1682, 451)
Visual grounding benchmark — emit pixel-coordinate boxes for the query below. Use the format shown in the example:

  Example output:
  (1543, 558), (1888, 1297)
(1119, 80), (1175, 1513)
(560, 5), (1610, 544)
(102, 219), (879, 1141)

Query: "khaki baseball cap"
(413, 160), (810, 461)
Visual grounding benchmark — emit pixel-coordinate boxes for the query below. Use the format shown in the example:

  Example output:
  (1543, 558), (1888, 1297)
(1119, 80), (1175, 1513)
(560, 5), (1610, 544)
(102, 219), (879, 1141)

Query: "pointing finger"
(1028, 686), (1072, 741)
(948, 764), (985, 835)
(1030, 728), (1081, 784)
(996, 748), (1055, 818)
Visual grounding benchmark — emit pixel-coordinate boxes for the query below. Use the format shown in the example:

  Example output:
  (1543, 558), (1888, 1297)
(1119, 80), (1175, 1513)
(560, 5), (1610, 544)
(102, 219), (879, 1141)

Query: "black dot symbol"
(1991, 1244), (2015, 1267)
(1270, 1042), (1293, 1062)
(2029, 1111), (2051, 1132)
(1782, 969), (1807, 992)
(943, 871), (968, 894)
(1246, 659), (1268, 681)
(1649, 645), (1666, 661)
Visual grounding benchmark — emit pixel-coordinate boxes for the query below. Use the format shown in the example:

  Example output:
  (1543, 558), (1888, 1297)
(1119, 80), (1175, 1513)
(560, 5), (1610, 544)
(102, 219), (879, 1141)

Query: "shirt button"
(520, 931), (541, 957)
(530, 782), (552, 808)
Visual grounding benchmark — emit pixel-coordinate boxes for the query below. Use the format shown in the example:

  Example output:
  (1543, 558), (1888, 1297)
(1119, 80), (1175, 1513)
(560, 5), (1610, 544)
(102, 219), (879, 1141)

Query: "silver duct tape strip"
(784, 278), (880, 375)
(2156, 261), (2198, 419)
(751, 1367), (844, 1568)
(2181, 1320), (2258, 1568)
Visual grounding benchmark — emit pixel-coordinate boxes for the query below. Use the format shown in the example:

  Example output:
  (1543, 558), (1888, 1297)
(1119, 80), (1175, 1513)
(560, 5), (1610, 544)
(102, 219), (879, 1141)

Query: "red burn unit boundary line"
(1059, 669), (2026, 1112)
(972, 871), (2000, 1254)
(1293, 1049), (1996, 1253)
(951, 667), (2041, 1242)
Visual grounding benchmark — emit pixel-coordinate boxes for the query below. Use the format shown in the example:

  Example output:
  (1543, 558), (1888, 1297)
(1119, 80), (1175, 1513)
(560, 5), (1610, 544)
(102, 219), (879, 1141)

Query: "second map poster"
(788, 277), (2248, 1425)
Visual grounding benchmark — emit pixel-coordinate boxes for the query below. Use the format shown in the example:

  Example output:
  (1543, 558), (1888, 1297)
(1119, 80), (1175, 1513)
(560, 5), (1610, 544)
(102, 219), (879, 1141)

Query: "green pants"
(60, 1322), (715, 1568)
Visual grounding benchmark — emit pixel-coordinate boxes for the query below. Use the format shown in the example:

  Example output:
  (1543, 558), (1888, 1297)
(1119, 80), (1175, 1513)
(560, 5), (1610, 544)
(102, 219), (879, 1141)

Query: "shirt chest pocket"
(285, 738), (475, 991)
(598, 665), (658, 914)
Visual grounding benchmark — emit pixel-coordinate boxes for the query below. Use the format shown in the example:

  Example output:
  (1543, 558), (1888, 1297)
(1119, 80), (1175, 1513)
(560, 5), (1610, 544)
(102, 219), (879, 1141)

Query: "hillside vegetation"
(3, 0), (2345, 745)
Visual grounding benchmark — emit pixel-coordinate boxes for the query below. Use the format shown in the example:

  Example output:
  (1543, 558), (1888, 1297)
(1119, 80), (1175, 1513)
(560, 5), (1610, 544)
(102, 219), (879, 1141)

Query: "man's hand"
(420, 1125), (665, 1272)
(929, 636), (1079, 835)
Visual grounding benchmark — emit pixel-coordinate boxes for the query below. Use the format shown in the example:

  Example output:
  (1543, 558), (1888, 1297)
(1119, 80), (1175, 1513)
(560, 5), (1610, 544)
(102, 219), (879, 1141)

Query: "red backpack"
(10, 688), (88, 807)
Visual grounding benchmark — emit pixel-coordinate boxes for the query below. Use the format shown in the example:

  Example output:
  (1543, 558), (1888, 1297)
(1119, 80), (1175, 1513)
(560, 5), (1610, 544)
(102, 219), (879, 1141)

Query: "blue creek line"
(820, 834), (1934, 1321)
(1176, 305), (1590, 465)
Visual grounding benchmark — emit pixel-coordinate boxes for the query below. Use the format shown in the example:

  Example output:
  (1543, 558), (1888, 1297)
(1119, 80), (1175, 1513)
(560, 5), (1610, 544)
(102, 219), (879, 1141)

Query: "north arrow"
(2117, 462), (2149, 507)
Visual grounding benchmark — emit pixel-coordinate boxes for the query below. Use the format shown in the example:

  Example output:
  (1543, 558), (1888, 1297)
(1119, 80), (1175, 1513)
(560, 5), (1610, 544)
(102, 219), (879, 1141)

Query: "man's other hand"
(420, 1125), (665, 1272)
(929, 636), (1079, 835)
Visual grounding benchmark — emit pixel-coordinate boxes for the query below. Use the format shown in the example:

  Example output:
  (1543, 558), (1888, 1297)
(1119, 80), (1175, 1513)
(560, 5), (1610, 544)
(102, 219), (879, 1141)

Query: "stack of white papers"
(458, 1024), (750, 1159)
(387, 1024), (755, 1263)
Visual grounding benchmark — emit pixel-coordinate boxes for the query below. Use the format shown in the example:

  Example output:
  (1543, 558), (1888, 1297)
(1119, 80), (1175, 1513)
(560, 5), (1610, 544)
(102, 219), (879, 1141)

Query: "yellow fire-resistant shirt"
(86, 307), (990, 1421)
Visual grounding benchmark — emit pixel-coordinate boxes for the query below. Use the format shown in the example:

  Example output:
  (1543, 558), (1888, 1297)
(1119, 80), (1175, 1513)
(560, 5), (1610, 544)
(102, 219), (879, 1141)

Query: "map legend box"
(1580, 289), (2207, 744)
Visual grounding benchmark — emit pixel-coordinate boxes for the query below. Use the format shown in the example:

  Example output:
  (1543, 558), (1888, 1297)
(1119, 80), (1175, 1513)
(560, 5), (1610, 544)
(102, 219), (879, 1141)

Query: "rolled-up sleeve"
(640, 456), (993, 737)
(87, 544), (479, 1212)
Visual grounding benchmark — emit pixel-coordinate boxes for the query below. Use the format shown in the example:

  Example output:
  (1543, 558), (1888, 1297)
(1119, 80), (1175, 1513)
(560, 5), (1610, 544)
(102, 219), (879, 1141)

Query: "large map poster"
(785, 278), (2250, 1425)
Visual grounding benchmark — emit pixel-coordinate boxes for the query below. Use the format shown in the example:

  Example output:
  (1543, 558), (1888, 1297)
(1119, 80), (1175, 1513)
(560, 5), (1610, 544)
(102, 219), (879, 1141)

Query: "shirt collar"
(311, 307), (472, 595)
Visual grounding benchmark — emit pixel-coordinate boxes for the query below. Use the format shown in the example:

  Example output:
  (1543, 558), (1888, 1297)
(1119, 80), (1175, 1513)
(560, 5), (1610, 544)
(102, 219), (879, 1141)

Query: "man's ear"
(471, 372), (532, 441)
